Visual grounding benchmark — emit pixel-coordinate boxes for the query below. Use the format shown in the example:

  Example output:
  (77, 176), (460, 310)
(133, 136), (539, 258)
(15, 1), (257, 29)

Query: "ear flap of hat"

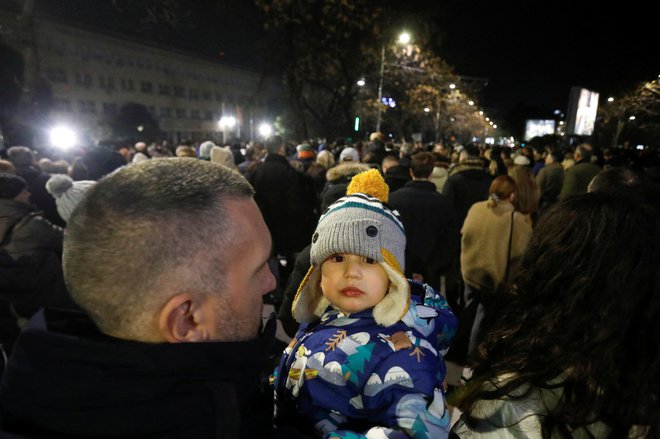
(291, 266), (329, 323)
(372, 248), (410, 327)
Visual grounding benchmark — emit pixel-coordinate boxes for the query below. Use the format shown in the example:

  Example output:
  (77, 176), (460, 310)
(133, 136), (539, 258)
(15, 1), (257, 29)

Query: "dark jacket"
(442, 160), (494, 229)
(559, 160), (601, 200)
(536, 162), (564, 211)
(0, 200), (72, 319)
(390, 180), (459, 290)
(383, 164), (411, 193)
(249, 154), (318, 255)
(0, 309), (278, 438)
(319, 163), (370, 212)
(13, 165), (64, 227)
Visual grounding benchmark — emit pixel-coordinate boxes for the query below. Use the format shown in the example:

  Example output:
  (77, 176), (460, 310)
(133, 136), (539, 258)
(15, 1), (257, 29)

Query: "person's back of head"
(486, 175), (516, 208)
(0, 172), (27, 200)
(545, 147), (562, 165)
(381, 155), (399, 173)
(575, 143), (592, 162)
(63, 159), (257, 342)
(410, 152), (434, 179)
(316, 150), (335, 170)
(588, 166), (644, 198)
(7, 146), (35, 168)
(508, 164), (539, 215)
(463, 143), (480, 159)
(458, 192), (660, 436)
(265, 135), (284, 155)
(339, 147), (360, 163)
(197, 140), (215, 160)
(0, 159), (16, 174)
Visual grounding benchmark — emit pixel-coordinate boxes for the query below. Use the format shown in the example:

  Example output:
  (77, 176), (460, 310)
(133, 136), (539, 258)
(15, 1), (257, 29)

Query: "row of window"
(52, 98), (233, 121)
(44, 69), (260, 105)
(42, 36), (252, 86)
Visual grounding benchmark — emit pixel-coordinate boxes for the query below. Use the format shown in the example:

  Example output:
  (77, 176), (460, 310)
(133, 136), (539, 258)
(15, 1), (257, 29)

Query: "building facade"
(0, 9), (284, 147)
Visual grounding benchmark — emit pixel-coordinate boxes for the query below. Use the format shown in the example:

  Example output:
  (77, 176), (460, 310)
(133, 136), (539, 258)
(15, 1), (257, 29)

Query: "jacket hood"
(325, 162), (371, 182)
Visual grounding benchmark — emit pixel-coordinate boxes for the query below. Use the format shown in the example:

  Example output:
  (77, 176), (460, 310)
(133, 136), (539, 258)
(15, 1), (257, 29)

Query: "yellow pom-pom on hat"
(346, 168), (389, 203)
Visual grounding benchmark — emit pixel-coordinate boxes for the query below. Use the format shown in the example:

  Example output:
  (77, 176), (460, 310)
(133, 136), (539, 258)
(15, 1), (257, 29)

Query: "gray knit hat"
(292, 168), (409, 327)
(46, 174), (96, 222)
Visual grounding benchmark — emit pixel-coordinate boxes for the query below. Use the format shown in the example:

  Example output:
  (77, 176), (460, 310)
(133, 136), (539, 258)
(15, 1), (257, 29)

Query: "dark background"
(10, 0), (660, 134)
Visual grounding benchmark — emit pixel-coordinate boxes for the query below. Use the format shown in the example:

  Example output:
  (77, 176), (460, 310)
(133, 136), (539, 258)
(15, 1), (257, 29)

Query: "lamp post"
(375, 32), (411, 133)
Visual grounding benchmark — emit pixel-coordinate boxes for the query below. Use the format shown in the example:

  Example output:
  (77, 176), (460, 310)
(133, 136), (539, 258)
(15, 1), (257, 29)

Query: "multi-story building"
(0, 8), (284, 147)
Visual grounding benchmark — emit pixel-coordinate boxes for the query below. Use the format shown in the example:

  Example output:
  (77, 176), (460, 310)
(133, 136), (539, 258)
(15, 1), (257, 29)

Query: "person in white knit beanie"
(46, 174), (96, 223)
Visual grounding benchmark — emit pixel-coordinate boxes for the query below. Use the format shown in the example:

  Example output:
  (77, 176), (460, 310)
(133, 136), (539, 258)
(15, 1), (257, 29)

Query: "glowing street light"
(219, 116), (236, 129)
(398, 32), (411, 45)
(219, 116), (237, 143)
(258, 123), (273, 138)
(49, 125), (77, 150)
(357, 78), (366, 87)
(376, 31), (412, 133)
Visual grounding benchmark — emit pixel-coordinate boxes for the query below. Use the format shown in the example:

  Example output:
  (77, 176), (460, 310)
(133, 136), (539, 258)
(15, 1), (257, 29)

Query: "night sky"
(435, 1), (659, 121)
(25, 0), (660, 132)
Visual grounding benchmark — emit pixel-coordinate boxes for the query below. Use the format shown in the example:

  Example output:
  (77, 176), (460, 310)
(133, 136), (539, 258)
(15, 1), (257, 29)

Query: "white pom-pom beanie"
(46, 174), (96, 222)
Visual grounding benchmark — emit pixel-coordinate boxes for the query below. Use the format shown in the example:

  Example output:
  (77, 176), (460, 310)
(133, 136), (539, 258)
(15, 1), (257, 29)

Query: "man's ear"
(158, 293), (210, 343)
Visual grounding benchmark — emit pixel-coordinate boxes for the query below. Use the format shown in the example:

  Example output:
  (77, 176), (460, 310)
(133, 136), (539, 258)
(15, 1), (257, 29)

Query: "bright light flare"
(398, 32), (411, 44)
(219, 116), (236, 129)
(258, 123), (273, 137)
(49, 126), (77, 150)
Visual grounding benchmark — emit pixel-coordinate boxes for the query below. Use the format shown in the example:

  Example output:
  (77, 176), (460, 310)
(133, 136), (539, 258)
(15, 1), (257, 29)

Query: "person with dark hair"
(535, 147), (564, 215)
(588, 166), (659, 205)
(441, 144), (493, 346)
(7, 146), (64, 227)
(390, 152), (459, 291)
(451, 193), (659, 438)
(0, 159), (282, 437)
(248, 135), (318, 306)
(381, 154), (410, 193)
(0, 173), (73, 343)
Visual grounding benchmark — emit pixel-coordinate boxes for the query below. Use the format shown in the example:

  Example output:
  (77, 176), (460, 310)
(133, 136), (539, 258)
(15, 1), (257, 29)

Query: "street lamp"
(49, 125), (77, 150)
(258, 122), (272, 138)
(376, 31), (411, 133)
(219, 116), (236, 144)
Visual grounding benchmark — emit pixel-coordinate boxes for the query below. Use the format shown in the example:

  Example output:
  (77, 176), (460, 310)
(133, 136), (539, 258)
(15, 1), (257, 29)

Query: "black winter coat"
(249, 154), (318, 255)
(0, 200), (73, 319)
(0, 309), (279, 438)
(389, 180), (459, 290)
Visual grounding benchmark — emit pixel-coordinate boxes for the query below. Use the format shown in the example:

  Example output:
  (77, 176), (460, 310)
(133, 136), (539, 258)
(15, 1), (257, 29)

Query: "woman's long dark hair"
(455, 193), (660, 438)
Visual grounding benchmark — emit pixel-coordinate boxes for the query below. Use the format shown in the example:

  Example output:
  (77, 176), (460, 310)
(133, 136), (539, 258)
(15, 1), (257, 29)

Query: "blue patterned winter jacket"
(273, 281), (457, 438)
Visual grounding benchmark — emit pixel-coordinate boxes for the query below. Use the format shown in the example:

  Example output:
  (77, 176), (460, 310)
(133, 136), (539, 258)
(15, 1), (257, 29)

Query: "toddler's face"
(320, 253), (390, 315)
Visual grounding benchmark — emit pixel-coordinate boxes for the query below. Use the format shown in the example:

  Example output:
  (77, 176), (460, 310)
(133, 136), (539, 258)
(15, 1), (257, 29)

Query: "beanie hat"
(292, 168), (409, 327)
(210, 145), (238, 170)
(297, 143), (314, 160)
(198, 141), (216, 160)
(339, 147), (360, 163)
(46, 174), (96, 222)
(513, 154), (530, 166)
(0, 172), (27, 199)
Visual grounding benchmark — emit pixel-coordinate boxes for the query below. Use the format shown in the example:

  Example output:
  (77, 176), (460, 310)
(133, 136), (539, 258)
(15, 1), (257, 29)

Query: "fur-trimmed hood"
(325, 162), (371, 182)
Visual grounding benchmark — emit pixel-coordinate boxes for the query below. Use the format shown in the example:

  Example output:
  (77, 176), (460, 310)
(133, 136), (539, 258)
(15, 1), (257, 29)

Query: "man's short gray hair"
(63, 158), (254, 338)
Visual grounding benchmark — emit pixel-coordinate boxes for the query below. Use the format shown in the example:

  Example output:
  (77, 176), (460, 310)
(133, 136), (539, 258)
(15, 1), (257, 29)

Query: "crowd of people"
(0, 133), (657, 438)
